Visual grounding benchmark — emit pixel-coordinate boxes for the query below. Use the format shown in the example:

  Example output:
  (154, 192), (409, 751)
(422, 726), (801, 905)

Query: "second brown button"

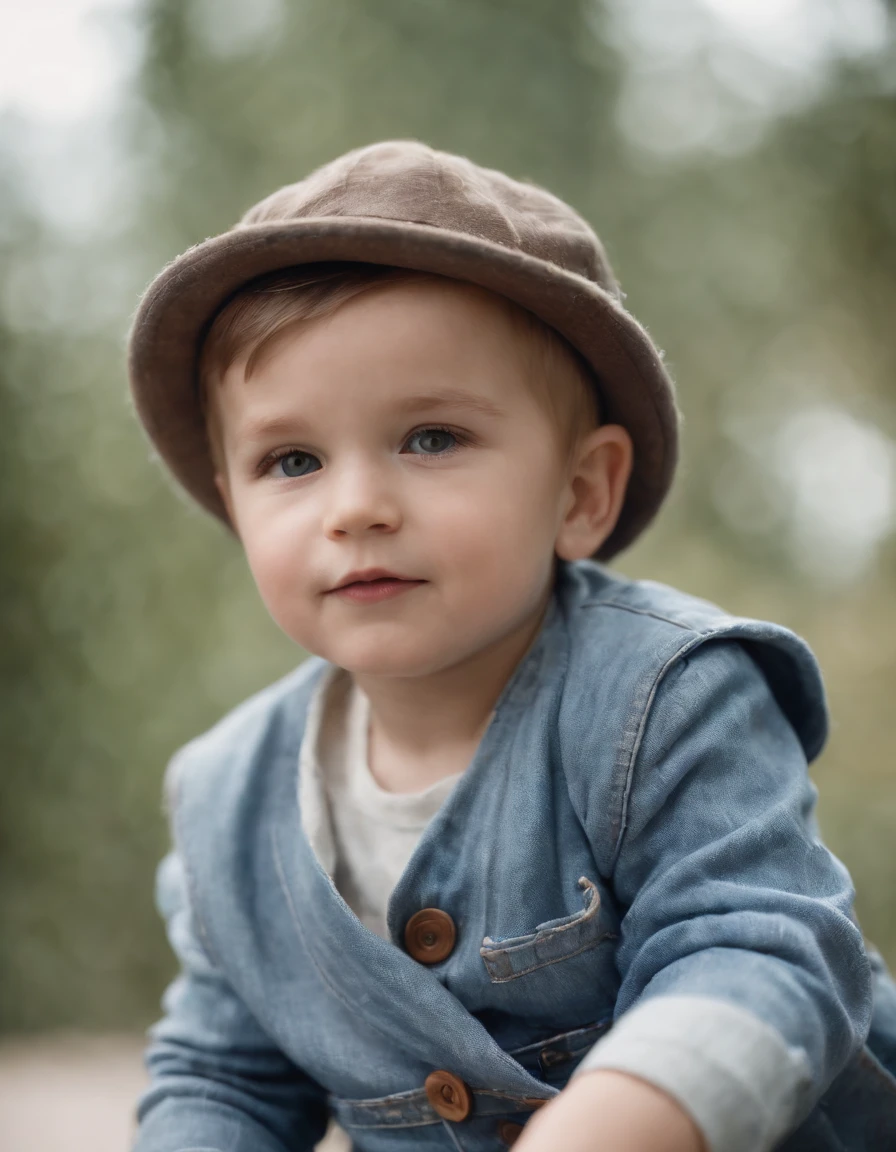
(498, 1121), (524, 1146)
(404, 908), (456, 964)
(425, 1070), (472, 1122)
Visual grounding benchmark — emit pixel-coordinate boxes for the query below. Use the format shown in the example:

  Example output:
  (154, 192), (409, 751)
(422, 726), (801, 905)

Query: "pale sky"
(0, 0), (136, 121)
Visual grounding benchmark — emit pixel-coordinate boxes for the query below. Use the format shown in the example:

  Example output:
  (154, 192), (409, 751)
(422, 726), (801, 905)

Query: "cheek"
(235, 505), (313, 619)
(418, 458), (563, 578)
(433, 452), (564, 538)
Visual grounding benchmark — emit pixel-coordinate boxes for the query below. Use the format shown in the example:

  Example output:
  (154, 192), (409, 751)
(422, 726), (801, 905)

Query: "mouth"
(328, 568), (427, 603)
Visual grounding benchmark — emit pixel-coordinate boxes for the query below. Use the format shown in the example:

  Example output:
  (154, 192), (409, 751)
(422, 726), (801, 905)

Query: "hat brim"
(128, 217), (678, 559)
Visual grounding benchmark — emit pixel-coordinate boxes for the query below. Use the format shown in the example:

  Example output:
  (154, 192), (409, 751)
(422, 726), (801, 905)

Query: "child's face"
(213, 279), (624, 679)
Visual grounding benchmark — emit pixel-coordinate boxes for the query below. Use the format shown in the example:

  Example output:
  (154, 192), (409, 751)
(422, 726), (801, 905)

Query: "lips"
(328, 568), (426, 604)
(330, 567), (416, 591)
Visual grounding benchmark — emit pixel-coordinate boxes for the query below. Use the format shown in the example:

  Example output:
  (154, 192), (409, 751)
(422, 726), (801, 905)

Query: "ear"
(555, 424), (633, 561)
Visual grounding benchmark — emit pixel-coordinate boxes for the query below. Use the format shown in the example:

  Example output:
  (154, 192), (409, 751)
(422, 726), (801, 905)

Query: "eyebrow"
(236, 414), (308, 444)
(237, 388), (505, 443)
(392, 388), (505, 419)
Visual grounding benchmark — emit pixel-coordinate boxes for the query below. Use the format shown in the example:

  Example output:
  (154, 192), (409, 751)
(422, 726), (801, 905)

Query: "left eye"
(273, 450), (321, 477)
(404, 429), (457, 455)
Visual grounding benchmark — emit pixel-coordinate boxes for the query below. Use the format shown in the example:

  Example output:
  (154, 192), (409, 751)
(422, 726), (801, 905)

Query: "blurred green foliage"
(0, 0), (894, 1033)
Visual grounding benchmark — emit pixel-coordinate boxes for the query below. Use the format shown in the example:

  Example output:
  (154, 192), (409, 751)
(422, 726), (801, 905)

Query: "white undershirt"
(300, 667), (461, 939)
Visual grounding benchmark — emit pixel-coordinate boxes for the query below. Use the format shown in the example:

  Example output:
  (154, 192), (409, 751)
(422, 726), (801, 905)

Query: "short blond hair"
(199, 263), (600, 467)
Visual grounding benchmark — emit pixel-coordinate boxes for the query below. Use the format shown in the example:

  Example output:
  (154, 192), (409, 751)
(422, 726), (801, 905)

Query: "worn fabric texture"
(127, 140), (679, 559)
(135, 561), (896, 1152)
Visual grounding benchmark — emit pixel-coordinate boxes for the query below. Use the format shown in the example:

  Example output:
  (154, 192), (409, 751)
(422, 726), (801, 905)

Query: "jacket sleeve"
(575, 640), (871, 1152)
(133, 850), (329, 1152)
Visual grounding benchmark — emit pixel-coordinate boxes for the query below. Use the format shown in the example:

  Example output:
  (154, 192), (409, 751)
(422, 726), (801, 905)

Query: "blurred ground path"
(0, 1034), (349, 1151)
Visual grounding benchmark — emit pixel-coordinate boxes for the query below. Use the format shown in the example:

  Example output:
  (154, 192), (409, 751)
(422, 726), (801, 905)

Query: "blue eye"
(405, 428), (457, 455)
(274, 450), (321, 477)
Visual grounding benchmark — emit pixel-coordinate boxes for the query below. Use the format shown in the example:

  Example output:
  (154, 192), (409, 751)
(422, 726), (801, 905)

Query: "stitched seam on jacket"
(580, 599), (701, 630)
(483, 933), (618, 983)
(610, 633), (715, 870)
(481, 876), (600, 952)
(340, 1116), (441, 1131)
(442, 1120), (465, 1150)
(270, 829), (401, 1046)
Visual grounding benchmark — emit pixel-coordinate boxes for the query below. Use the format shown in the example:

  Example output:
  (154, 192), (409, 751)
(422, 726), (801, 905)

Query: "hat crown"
(241, 140), (619, 295)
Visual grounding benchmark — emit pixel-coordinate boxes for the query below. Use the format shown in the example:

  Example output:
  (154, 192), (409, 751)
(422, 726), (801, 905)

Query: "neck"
(353, 590), (551, 790)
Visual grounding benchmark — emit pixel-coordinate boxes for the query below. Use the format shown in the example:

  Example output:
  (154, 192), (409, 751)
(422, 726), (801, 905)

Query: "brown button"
(424, 1070), (472, 1122)
(498, 1120), (524, 1145)
(404, 908), (456, 964)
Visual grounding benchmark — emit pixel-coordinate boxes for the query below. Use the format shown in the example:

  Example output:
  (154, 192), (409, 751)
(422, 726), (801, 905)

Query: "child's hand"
(513, 1069), (707, 1152)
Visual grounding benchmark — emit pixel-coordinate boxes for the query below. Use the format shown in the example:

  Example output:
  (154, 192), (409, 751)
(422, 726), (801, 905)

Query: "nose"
(322, 459), (403, 539)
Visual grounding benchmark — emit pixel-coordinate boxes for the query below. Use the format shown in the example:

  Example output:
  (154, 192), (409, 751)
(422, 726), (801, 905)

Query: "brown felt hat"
(128, 140), (679, 559)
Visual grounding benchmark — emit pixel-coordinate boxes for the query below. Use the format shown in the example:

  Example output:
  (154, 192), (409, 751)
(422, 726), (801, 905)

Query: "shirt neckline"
(337, 678), (463, 829)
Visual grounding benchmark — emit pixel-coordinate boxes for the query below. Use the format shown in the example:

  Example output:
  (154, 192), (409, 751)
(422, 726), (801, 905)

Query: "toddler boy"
(128, 141), (896, 1152)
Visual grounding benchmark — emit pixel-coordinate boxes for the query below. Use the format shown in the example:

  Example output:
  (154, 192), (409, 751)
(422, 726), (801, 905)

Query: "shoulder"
(558, 561), (827, 762)
(164, 656), (329, 820)
(562, 558), (799, 641)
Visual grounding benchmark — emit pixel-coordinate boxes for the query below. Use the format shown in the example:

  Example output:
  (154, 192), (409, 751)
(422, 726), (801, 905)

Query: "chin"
(338, 651), (450, 679)
(320, 634), (470, 679)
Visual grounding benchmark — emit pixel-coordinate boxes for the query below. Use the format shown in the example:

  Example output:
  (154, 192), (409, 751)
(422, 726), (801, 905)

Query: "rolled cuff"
(574, 995), (812, 1152)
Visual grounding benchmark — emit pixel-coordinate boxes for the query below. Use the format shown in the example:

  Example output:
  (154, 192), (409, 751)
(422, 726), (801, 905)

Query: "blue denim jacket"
(135, 561), (896, 1151)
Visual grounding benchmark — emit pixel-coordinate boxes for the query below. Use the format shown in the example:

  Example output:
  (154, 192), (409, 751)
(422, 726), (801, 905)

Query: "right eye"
(271, 450), (321, 478)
